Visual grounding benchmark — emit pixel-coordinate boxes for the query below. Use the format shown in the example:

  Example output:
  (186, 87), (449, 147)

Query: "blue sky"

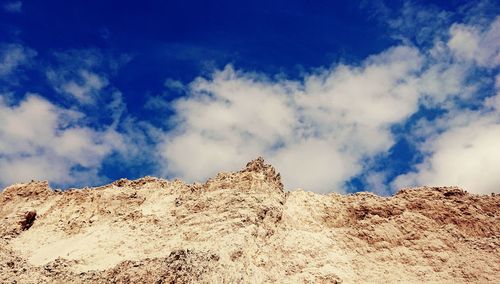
(0, 0), (499, 194)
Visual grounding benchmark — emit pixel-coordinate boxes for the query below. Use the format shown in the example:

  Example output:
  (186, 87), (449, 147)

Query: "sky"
(0, 0), (499, 195)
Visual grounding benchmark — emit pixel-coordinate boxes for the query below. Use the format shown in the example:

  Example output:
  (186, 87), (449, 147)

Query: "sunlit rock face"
(1, 158), (499, 283)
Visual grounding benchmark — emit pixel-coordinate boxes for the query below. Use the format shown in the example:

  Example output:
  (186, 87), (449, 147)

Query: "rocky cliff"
(1, 158), (499, 283)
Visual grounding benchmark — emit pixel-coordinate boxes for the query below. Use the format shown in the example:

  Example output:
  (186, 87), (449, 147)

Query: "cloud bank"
(159, 46), (422, 192)
(158, 15), (500, 193)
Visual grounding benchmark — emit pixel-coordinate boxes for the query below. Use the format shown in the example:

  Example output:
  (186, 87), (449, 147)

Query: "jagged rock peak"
(240, 157), (284, 191)
(242, 156), (266, 172)
(1, 180), (52, 198)
(111, 176), (170, 189)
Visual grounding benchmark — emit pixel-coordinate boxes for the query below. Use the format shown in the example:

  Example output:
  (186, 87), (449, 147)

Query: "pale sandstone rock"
(0, 158), (498, 283)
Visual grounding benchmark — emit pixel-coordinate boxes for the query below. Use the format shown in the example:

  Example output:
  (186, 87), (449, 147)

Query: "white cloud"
(417, 62), (470, 107)
(159, 46), (423, 192)
(0, 95), (124, 188)
(364, 171), (391, 196)
(44, 49), (128, 105)
(0, 46), (152, 189)
(3, 1), (22, 13)
(387, 1), (451, 45)
(447, 16), (500, 68)
(484, 75), (500, 110)
(164, 78), (186, 92)
(61, 70), (108, 103)
(392, 110), (500, 194)
(156, 13), (500, 194)
(47, 69), (108, 104)
(390, 16), (500, 194)
(0, 44), (35, 77)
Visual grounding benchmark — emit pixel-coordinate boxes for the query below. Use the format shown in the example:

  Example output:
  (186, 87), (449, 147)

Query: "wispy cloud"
(45, 50), (113, 105)
(3, 1), (22, 13)
(48, 69), (109, 104)
(0, 43), (35, 77)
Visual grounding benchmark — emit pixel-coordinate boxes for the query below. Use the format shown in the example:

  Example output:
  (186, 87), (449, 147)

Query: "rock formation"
(0, 158), (498, 283)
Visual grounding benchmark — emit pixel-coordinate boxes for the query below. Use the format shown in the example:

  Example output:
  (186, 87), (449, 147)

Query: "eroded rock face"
(0, 158), (499, 283)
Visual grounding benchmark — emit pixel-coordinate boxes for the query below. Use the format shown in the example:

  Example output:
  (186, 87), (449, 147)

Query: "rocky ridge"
(0, 157), (499, 283)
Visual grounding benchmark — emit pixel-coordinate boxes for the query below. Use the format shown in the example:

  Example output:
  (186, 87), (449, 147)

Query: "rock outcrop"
(0, 158), (499, 283)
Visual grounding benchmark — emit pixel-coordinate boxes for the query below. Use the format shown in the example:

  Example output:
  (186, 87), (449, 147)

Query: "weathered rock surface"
(0, 157), (499, 283)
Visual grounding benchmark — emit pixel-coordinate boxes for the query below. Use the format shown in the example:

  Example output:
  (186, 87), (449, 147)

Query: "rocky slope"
(0, 158), (499, 283)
